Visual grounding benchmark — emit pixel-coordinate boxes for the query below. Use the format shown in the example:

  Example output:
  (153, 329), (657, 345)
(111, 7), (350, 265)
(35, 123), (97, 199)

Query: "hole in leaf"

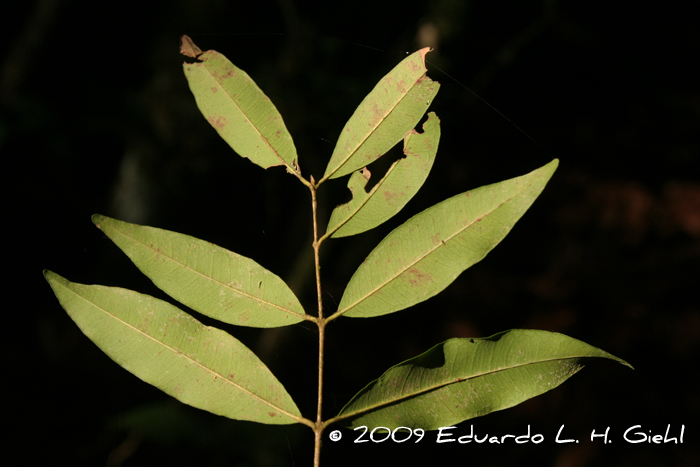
(363, 146), (405, 193)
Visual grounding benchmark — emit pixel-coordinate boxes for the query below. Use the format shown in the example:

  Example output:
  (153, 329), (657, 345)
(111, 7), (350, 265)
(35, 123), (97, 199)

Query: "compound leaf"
(44, 271), (305, 426)
(182, 36), (300, 175)
(322, 48), (439, 181)
(334, 329), (632, 430)
(335, 159), (558, 319)
(93, 215), (307, 328)
(326, 112), (440, 238)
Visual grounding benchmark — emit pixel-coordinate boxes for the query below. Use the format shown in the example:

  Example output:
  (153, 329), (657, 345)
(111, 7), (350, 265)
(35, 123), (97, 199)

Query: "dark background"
(4, 0), (698, 465)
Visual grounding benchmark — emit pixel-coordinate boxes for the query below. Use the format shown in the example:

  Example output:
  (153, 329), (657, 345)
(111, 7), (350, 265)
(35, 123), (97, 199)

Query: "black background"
(4, 0), (698, 465)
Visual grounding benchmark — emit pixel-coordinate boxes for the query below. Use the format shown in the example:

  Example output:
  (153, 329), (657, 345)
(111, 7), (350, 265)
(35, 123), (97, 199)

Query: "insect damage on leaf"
(360, 167), (371, 182)
(180, 35), (203, 59)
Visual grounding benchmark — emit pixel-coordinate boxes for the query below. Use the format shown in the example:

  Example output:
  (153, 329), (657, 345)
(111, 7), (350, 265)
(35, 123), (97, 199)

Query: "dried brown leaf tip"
(180, 35), (203, 59)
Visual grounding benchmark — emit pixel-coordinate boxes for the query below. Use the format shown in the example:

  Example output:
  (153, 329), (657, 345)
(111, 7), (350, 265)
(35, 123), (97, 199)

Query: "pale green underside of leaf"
(336, 159), (559, 318)
(44, 271), (303, 425)
(336, 329), (632, 430)
(323, 48), (440, 181)
(93, 215), (306, 328)
(183, 49), (300, 174)
(327, 112), (440, 238)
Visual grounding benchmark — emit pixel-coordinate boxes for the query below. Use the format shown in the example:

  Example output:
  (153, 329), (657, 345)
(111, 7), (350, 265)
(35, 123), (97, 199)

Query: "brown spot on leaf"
(406, 267), (433, 287)
(383, 190), (399, 203)
(237, 311), (251, 323)
(370, 102), (382, 126)
(268, 412), (277, 417)
(208, 116), (226, 129)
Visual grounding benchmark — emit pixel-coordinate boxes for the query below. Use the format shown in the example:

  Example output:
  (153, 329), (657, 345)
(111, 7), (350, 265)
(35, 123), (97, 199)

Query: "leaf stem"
(314, 319), (325, 467)
(325, 309), (343, 324)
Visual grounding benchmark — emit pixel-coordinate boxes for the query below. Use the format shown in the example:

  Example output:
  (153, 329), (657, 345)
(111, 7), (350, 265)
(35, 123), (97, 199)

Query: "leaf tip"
(43, 269), (65, 287)
(618, 358), (634, 370)
(180, 35), (203, 59)
(91, 213), (105, 229)
(543, 158), (559, 175)
(418, 47), (432, 68)
(544, 158), (560, 179)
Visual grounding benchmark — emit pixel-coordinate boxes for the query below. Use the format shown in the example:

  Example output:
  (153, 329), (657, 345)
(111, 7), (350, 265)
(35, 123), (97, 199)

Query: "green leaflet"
(44, 271), (304, 426)
(334, 159), (558, 319)
(322, 48), (440, 181)
(335, 329), (632, 430)
(326, 112), (440, 238)
(93, 215), (306, 328)
(182, 40), (300, 175)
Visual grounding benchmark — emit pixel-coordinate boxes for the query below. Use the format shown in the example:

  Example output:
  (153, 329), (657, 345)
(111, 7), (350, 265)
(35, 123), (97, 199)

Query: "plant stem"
(310, 177), (326, 467)
(314, 319), (325, 467)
